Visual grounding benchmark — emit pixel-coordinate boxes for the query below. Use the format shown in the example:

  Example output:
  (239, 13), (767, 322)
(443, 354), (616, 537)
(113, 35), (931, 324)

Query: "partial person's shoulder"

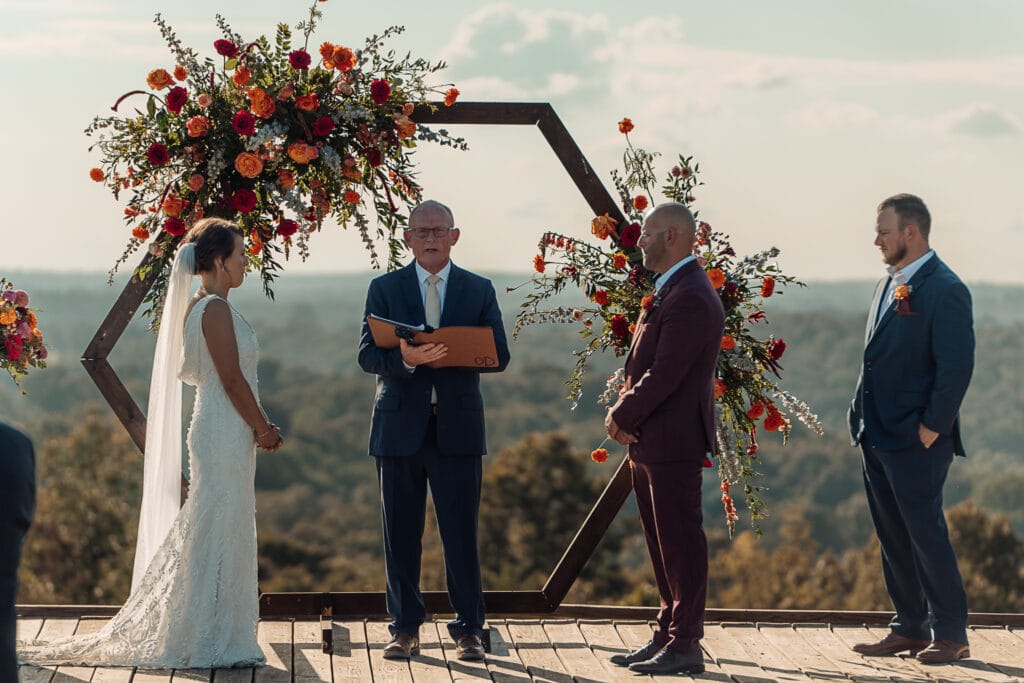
(0, 421), (33, 452)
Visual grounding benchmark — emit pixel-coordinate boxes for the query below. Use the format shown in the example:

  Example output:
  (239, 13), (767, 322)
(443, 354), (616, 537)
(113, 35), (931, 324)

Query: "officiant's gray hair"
(408, 200), (455, 227)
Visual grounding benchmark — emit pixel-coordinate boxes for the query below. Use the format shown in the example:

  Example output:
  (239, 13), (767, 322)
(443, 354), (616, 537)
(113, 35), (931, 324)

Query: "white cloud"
(942, 103), (1022, 138)
(787, 100), (879, 131)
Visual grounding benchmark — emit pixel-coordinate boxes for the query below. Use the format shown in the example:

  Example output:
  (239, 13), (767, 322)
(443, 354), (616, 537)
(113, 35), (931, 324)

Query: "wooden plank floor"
(16, 617), (1024, 682)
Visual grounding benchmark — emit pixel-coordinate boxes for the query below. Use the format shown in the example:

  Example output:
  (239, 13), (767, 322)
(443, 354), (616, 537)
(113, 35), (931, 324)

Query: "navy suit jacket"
(848, 254), (974, 455)
(358, 261), (510, 457)
(1, 422), (35, 682)
(611, 260), (725, 464)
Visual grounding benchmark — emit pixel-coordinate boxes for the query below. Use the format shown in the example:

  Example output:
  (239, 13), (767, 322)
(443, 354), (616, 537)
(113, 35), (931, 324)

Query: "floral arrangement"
(1, 279), (47, 389)
(87, 1), (465, 316)
(514, 119), (823, 535)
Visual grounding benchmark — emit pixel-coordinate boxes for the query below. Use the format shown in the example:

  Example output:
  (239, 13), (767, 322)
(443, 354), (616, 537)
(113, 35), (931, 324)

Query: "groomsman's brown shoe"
(852, 632), (930, 656)
(383, 633), (420, 659)
(456, 634), (485, 661)
(916, 639), (970, 664)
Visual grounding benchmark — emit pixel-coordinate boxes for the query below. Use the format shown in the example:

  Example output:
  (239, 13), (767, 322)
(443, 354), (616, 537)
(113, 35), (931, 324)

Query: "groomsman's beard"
(882, 243), (907, 267)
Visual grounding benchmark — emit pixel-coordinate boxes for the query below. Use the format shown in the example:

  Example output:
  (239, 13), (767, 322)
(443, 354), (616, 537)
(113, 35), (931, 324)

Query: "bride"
(19, 218), (283, 668)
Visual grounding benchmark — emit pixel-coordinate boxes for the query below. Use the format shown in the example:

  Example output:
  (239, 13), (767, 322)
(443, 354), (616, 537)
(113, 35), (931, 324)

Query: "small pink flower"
(14, 290), (29, 307)
(38, 345), (48, 360)
(1, 290), (16, 303)
(196, 93), (213, 108)
(17, 321), (32, 339)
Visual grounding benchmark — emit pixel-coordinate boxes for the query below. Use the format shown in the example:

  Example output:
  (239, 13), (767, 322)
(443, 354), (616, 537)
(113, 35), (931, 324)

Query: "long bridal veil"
(132, 242), (195, 592)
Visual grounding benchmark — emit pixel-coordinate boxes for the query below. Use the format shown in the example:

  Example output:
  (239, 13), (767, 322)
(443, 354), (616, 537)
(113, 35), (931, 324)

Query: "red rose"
(761, 276), (776, 298)
(214, 39), (238, 57)
(365, 148), (382, 167)
(770, 338), (786, 360)
(230, 188), (258, 213)
(146, 142), (169, 166)
(590, 448), (609, 464)
(592, 289), (609, 306)
(277, 219), (300, 237)
(232, 110), (256, 136)
(4, 334), (23, 361)
(165, 86), (188, 115)
(288, 49), (312, 70)
(163, 217), (186, 236)
(746, 401), (765, 419)
(311, 116), (335, 137)
(610, 314), (629, 338)
(370, 78), (391, 104)
(619, 222), (641, 248)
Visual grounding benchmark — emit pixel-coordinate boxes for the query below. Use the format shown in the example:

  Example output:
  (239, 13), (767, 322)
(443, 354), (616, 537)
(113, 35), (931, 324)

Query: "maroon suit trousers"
(630, 459), (706, 653)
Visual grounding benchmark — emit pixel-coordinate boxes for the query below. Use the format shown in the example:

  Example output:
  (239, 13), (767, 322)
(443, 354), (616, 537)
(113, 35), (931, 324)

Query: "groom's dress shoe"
(916, 639), (970, 664)
(609, 639), (661, 667)
(628, 648), (705, 675)
(852, 632), (930, 656)
(456, 634), (485, 661)
(383, 633), (420, 659)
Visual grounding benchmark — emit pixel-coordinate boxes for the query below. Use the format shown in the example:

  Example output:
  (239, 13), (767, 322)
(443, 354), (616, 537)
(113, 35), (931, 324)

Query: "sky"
(2, 0), (1023, 284)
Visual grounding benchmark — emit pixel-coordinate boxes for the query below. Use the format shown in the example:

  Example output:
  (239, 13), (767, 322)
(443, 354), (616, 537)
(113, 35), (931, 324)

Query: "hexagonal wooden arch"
(83, 101), (634, 619)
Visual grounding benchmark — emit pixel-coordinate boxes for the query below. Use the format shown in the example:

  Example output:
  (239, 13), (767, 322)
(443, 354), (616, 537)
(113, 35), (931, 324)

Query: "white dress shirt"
(654, 255), (696, 294)
(879, 250), (934, 314)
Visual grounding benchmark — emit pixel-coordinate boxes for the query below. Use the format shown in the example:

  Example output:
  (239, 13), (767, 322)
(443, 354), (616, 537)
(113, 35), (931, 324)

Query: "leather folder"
(366, 315), (500, 369)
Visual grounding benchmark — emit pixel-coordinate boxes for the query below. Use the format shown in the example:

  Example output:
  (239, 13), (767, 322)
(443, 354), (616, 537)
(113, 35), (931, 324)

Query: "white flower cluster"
(511, 307), (579, 339)
(772, 389), (825, 436)
(716, 417), (743, 484)
(320, 145), (342, 175)
(206, 146), (228, 180)
(339, 102), (373, 124)
(278, 186), (306, 218)
(246, 120), (288, 151)
(598, 368), (626, 407)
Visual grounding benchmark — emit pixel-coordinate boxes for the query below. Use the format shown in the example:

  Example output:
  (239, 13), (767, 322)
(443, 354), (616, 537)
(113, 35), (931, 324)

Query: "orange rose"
(0, 310), (16, 325)
(247, 87), (276, 119)
(590, 448), (609, 464)
(533, 255), (545, 273)
(612, 252), (628, 270)
(721, 335), (736, 350)
(187, 174), (205, 192)
(592, 289), (609, 306)
(331, 46), (357, 72)
(392, 113), (416, 139)
(764, 412), (785, 432)
(402, 102), (415, 116)
(162, 194), (186, 217)
(278, 169), (296, 189)
(444, 87), (460, 107)
(295, 93), (320, 112)
(89, 167), (105, 182)
(173, 65), (188, 81)
(344, 189), (360, 204)
(287, 141), (319, 164)
(618, 117), (634, 134)
(714, 378), (727, 399)
(233, 67), (251, 87)
(893, 284), (911, 300)
(234, 152), (264, 178)
(146, 68), (174, 90)
(186, 115), (210, 138)
(633, 195), (648, 211)
(132, 226), (150, 240)
(248, 231), (264, 255)
(746, 401), (765, 419)
(25, 312), (37, 328)
(591, 213), (618, 240)
(342, 165), (362, 181)
(760, 276), (776, 298)
(641, 294), (655, 311)
(319, 42), (336, 67)
(707, 268), (726, 289)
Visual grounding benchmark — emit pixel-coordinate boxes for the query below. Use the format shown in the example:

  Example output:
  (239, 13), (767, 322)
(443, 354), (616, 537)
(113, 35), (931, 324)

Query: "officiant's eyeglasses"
(404, 227), (454, 240)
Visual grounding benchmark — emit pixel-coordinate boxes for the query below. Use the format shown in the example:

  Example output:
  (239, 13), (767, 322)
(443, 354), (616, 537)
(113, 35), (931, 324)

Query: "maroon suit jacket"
(610, 259), (725, 464)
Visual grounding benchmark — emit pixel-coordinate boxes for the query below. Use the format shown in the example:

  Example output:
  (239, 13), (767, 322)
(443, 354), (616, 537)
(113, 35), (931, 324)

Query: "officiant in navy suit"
(848, 194), (974, 664)
(358, 199), (510, 663)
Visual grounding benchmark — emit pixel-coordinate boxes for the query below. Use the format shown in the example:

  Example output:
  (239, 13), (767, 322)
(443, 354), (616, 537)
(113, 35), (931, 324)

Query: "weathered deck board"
(14, 615), (1024, 681)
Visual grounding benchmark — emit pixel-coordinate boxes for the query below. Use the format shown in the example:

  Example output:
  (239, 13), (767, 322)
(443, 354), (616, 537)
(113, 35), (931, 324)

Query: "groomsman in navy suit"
(358, 200), (510, 662)
(1, 422), (35, 681)
(848, 194), (974, 664)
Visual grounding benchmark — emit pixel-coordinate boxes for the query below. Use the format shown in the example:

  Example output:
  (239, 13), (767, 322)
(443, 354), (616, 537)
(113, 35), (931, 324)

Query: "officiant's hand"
(400, 338), (448, 366)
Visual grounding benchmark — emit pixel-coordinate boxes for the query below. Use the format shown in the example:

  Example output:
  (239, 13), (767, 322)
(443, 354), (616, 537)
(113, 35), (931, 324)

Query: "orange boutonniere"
(893, 283), (916, 316)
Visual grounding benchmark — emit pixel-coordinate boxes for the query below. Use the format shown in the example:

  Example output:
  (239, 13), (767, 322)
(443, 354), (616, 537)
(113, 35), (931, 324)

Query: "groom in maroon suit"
(605, 202), (724, 675)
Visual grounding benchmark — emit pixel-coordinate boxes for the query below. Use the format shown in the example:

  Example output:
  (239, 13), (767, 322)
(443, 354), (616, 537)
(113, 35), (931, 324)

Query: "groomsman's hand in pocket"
(919, 423), (939, 449)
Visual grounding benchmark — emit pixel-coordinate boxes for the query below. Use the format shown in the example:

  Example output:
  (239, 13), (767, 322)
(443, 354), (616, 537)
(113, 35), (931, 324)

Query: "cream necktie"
(425, 274), (442, 329)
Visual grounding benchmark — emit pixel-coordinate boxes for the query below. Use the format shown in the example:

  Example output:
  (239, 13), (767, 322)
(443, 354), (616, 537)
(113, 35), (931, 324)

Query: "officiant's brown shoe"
(916, 639), (969, 664)
(852, 632), (930, 656)
(383, 633), (420, 659)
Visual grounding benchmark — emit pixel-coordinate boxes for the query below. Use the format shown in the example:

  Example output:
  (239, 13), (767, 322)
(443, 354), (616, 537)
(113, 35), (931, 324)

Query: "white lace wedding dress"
(19, 295), (265, 669)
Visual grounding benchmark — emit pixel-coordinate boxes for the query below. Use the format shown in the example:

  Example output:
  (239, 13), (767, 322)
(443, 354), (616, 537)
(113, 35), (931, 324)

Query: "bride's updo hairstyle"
(184, 218), (243, 274)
